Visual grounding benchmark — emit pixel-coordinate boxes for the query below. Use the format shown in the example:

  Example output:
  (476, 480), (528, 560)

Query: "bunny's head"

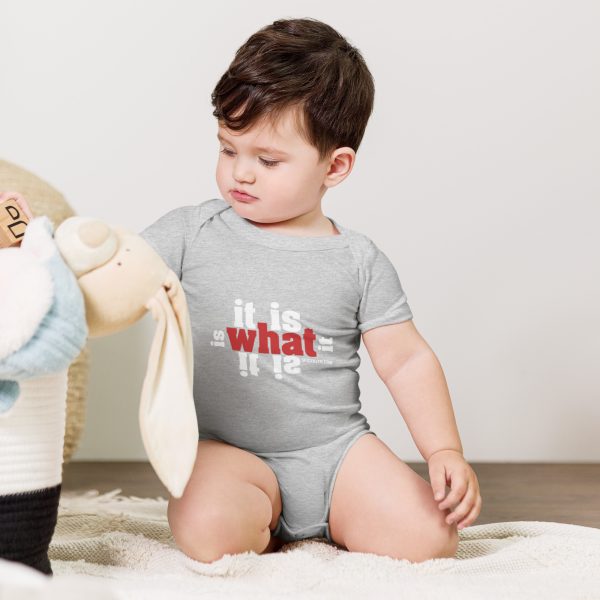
(52, 216), (198, 499)
(54, 218), (170, 336)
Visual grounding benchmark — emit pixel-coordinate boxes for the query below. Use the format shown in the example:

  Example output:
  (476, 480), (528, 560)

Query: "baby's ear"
(20, 216), (58, 263)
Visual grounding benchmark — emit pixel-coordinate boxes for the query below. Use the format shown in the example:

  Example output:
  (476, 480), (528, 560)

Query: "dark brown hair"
(211, 18), (375, 163)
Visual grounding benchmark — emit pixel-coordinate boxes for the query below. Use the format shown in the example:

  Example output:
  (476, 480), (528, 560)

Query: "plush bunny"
(0, 215), (198, 575)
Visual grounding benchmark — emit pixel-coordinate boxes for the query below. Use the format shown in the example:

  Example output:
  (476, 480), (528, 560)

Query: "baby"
(140, 17), (481, 564)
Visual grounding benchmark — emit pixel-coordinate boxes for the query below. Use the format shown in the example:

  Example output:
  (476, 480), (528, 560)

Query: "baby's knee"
(427, 519), (459, 560)
(168, 498), (227, 563)
(388, 512), (459, 563)
(167, 494), (270, 564)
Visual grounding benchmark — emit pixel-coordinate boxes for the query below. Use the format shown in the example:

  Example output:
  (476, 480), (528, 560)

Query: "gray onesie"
(140, 198), (413, 543)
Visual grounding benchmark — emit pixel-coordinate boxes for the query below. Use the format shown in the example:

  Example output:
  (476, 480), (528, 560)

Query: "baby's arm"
(362, 319), (462, 461)
(362, 319), (482, 530)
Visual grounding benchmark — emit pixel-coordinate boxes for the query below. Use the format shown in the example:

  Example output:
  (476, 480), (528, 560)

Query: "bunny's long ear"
(163, 270), (193, 390)
(140, 273), (198, 498)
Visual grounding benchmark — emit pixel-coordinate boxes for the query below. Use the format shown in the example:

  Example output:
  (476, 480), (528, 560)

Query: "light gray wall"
(2, 1), (598, 461)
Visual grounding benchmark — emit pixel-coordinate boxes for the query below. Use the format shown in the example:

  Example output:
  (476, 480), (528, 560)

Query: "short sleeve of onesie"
(138, 205), (200, 279)
(137, 198), (414, 453)
(356, 239), (413, 334)
(140, 202), (225, 278)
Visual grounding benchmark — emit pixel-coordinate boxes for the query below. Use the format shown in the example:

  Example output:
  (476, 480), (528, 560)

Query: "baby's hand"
(427, 449), (482, 530)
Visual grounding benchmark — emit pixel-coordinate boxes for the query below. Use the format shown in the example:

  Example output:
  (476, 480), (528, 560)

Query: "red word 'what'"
(227, 322), (317, 356)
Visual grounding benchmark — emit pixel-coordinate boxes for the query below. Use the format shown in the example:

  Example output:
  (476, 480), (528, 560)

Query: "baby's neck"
(249, 211), (339, 238)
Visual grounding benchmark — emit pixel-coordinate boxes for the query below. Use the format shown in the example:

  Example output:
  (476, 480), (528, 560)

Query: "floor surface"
(62, 461), (600, 528)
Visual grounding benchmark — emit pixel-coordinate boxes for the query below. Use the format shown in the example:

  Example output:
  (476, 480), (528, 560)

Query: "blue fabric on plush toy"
(0, 216), (88, 413)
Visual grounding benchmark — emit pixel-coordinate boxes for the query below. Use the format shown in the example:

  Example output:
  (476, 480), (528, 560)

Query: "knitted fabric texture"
(0, 484), (61, 576)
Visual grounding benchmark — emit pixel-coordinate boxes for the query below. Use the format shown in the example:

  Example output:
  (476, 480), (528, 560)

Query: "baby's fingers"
(444, 478), (474, 523)
(456, 492), (482, 530)
(429, 464), (448, 501)
(437, 471), (466, 510)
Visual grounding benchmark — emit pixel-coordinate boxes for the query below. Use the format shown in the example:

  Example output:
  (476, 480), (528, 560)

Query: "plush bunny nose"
(54, 216), (118, 277)
(79, 221), (111, 248)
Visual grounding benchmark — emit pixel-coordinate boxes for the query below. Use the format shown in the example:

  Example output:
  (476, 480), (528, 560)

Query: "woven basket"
(0, 158), (89, 463)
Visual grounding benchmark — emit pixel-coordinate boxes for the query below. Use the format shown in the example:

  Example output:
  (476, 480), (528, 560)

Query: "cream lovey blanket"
(0, 488), (599, 600)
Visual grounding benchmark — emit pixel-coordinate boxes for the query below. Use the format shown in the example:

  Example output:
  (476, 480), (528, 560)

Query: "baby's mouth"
(231, 189), (258, 202)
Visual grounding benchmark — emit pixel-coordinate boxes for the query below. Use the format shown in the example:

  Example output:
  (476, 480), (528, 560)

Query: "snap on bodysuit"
(140, 198), (413, 543)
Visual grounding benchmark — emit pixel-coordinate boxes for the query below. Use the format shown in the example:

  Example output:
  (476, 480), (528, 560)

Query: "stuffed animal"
(0, 214), (199, 575)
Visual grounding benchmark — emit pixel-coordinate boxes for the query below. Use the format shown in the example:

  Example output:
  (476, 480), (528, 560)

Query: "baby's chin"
(226, 196), (300, 225)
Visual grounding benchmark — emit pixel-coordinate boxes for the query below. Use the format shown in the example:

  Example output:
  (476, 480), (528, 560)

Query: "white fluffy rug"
(1, 488), (599, 599)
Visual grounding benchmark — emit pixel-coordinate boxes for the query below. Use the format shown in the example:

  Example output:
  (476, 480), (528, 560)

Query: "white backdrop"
(1, 0), (598, 461)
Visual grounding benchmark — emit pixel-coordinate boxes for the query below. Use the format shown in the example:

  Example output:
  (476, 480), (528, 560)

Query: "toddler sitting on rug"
(141, 17), (481, 564)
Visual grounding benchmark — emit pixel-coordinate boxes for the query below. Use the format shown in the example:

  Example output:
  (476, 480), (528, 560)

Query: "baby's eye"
(219, 147), (280, 168)
(259, 157), (280, 168)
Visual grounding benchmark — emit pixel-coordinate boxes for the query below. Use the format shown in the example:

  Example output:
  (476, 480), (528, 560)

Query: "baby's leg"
(168, 439), (283, 563)
(328, 433), (458, 562)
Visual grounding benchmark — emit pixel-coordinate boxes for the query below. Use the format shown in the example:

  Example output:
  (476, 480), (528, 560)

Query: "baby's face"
(215, 107), (337, 223)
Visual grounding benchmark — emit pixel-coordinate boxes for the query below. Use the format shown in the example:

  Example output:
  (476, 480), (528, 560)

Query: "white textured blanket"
(1, 488), (599, 599)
